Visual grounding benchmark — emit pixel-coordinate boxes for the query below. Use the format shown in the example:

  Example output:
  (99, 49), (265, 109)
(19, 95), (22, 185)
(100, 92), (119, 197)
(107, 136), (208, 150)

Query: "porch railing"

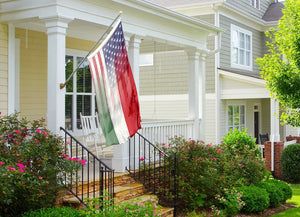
(126, 132), (178, 217)
(60, 127), (114, 208)
(141, 119), (195, 145)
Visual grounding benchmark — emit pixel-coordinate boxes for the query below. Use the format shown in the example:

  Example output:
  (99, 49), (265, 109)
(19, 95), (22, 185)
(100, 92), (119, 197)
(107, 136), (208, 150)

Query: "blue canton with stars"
(102, 22), (128, 90)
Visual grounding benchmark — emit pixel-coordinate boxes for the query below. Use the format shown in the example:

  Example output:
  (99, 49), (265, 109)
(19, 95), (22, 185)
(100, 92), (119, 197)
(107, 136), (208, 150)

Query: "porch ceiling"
(0, 0), (223, 51)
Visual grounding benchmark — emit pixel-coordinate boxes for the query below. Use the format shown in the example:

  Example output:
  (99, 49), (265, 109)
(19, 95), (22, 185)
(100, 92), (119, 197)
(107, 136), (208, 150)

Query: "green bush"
(0, 113), (82, 217)
(281, 143), (300, 183)
(22, 207), (86, 217)
(237, 185), (269, 214)
(260, 179), (293, 204)
(222, 128), (261, 157)
(268, 179), (293, 202)
(255, 180), (283, 208)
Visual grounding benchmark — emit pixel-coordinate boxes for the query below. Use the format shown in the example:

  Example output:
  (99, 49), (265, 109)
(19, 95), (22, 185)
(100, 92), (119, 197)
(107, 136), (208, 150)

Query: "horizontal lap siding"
(0, 23), (8, 115)
(226, 0), (270, 18)
(220, 15), (265, 75)
(139, 50), (189, 119)
(16, 28), (47, 121)
(205, 96), (216, 144)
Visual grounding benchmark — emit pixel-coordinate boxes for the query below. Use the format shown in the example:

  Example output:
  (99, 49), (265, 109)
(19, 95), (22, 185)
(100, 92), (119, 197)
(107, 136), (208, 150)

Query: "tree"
(257, 0), (300, 127)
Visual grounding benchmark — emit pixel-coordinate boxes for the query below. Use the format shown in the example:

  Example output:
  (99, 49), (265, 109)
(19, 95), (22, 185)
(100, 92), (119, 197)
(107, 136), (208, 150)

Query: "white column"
(8, 24), (15, 115)
(128, 35), (142, 94)
(199, 53), (206, 141)
(270, 99), (280, 141)
(187, 50), (201, 140)
(270, 98), (280, 173)
(44, 17), (72, 134)
(112, 142), (129, 172)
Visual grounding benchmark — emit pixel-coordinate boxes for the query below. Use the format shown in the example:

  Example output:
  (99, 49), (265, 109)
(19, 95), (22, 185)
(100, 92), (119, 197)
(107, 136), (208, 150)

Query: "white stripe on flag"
(96, 51), (130, 144)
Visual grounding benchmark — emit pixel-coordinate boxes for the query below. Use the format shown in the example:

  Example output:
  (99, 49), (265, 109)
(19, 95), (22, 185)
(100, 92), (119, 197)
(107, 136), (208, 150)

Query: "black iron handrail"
(126, 132), (178, 217)
(60, 127), (114, 209)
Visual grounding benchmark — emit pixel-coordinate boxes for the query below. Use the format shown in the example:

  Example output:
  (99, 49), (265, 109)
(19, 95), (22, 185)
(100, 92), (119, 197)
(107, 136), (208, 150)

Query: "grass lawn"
(271, 184), (300, 216)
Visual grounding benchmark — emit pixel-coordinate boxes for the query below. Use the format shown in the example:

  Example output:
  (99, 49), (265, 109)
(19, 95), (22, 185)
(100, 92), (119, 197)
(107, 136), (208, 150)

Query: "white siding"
(140, 94), (188, 120)
(205, 94), (217, 144)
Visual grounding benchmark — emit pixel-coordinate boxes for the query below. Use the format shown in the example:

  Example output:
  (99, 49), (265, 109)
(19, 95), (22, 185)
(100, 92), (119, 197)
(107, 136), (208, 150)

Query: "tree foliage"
(257, 0), (300, 127)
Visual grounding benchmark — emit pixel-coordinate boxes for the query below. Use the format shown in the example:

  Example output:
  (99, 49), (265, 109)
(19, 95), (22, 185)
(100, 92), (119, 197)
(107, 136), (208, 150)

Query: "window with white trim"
(65, 53), (95, 133)
(250, 0), (260, 9)
(227, 105), (245, 132)
(231, 24), (252, 70)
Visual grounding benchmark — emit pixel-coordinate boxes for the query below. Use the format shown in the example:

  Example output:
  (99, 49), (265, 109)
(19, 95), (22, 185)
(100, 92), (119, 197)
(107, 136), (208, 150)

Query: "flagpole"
(60, 11), (123, 89)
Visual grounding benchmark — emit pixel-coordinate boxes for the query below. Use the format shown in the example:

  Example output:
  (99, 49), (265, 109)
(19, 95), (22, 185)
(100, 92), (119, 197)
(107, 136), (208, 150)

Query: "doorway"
(254, 111), (259, 144)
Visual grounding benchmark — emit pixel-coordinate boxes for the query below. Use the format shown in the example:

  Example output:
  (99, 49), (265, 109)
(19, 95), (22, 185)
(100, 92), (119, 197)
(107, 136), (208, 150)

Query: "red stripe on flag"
(114, 44), (141, 137)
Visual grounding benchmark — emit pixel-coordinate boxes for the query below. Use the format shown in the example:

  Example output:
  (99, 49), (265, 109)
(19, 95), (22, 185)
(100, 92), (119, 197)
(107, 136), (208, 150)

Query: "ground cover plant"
(22, 196), (162, 217)
(0, 113), (83, 217)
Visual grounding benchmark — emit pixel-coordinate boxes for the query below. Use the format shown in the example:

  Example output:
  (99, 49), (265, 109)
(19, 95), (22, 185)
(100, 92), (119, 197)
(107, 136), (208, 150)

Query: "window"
(65, 53), (96, 133)
(231, 24), (252, 70)
(250, 0), (260, 9)
(227, 105), (245, 132)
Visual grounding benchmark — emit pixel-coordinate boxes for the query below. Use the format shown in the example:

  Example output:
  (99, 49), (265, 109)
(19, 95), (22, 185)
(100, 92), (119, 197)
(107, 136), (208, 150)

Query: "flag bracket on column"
(88, 19), (141, 146)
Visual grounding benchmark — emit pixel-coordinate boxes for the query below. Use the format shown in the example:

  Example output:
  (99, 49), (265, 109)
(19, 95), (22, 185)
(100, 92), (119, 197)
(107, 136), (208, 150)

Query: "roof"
(262, 2), (284, 21)
(145, 0), (222, 8)
(218, 68), (262, 79)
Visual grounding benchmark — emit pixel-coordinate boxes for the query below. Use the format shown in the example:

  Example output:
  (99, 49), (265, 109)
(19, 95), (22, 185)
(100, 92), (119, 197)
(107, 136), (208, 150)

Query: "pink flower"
(213, 158), (217, 160)
(19, 169), (24, 173)
(68, 157), (73, 160)
(160, 153), (164, 156)
(14, 130), (20, 134)
(239, 163), (243, 166)
(8, 134), (13, 138)
(81, 160), (86, 165)
(0, 111), (1, 114)
(36, 129), (41, 133)
(162, 143), (165, 146)
(168, 144), (171, 147)
(62, 154), (68, 158)
(7, 167), (16, 171)
(72, 157), (78, 161)
(17, 163), (25, 169)
(238, 151), (242, 153)
(0, 162), (4, 166)
(139, 157), (145, 161)
(207, 144), (212, 147)
(217, 149), (222, 152)
(66, 140), (70, 144)
(38, 176), (43, 179)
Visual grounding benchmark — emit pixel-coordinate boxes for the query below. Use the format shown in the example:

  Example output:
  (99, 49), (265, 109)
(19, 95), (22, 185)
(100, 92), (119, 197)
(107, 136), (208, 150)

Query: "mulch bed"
(176, 203), (297, 217)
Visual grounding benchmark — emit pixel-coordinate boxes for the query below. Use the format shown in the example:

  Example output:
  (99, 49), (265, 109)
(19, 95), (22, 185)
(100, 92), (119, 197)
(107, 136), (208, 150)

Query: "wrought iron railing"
(126, 132), (178, 217)
(60, 127), (114, 209)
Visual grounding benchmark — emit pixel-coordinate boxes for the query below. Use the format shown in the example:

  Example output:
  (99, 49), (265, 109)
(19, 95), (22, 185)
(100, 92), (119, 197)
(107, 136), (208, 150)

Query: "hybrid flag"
(88, 19), (141, 146)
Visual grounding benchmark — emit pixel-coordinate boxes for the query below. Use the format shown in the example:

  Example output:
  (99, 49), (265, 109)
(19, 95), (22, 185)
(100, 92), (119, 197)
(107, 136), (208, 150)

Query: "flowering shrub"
(0, 113), (82, 217)
(211, 188), (245, 217)
(159, 131), (267, 209)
